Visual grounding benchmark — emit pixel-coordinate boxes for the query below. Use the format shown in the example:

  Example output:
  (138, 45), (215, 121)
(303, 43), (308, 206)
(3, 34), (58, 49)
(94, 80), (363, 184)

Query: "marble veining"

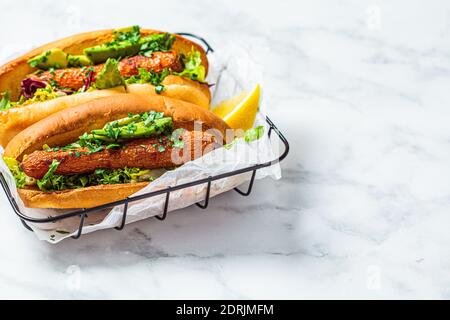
(0, 0), (449, 299)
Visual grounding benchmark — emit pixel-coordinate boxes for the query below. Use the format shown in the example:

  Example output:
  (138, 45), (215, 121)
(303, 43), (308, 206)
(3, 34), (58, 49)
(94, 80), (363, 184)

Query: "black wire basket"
(0, 33), (290, 239)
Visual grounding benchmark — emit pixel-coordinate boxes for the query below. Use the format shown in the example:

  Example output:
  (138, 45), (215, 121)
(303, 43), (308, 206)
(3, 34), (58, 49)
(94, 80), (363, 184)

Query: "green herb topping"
(139, 33), (176, 57)
(3, 157), (35, 188)
(36, 159), (60, 191)
(84, 25), (175, 64)
(47, 111), (173, 155)
(175, 48), (206, 82)
(114, 25), (141, 43)
(125, 68), (169, 94)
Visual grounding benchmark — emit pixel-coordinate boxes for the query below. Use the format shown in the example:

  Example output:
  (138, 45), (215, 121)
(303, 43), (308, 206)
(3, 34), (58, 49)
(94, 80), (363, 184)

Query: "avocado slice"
(95, 58), (124, 89)
(84, 41), (141, 65)
(84, 31), (174, 65)
(68, 55), (92, 67)
(28, 48), (68, 69)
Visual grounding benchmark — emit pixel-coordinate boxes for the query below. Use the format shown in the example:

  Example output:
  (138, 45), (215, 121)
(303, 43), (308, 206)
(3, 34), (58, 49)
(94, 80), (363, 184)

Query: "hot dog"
(3, 94), (229, 209)
(0, 26), (211, 146)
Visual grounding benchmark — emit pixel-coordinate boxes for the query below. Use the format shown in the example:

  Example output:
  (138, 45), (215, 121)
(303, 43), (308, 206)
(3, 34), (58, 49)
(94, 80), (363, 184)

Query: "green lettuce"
(36, 160), (154, 192)
(36, 159), (60, 191)
(175, 48), (206, 82)
(4, 155), (155, 192)
(114, 25), (141, 43)
(139, 33), (176, 57)
(125, 68), (170, 94)
(47, 111), (173, 157)
(3, 157), (34, 188)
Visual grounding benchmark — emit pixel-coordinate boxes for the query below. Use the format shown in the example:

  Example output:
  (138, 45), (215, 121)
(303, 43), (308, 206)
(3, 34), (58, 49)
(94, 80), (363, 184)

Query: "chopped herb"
(125, 123), (137, 134)
(46, 111), (173, 156)
(158, 145), (166, 152)
(114, 25), (141, 43)
(155, 85), (164, 94)
(36, 160), (60, 191)
(139, 33), (175, 57)
(49, 79), (59, 88)
(106, 143), (121, 149)
(174, 48), (206, 82)
(244, 125), (265, 143)
(86, 145), (104, 154)
(29, 60), (38, 68)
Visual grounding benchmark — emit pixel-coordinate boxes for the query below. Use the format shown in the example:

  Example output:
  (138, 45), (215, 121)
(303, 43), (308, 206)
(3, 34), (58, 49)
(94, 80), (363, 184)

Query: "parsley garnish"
(114, 25), (141, 43)
(45, 111), (173, 156)
(106, 143), (121, 149)
(139, 33), (175, 57)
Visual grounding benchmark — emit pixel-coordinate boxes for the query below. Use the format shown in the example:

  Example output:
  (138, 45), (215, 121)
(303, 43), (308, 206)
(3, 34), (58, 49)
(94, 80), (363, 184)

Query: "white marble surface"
(1, 0), (450, 299)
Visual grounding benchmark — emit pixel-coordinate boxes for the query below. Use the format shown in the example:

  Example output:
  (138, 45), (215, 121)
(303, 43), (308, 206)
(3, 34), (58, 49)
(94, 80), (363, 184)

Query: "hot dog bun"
(7, 94), (229, 209)
(4, 93), (229, 161)
(0, 29), (208, 101)
(17, 182), (150, 209)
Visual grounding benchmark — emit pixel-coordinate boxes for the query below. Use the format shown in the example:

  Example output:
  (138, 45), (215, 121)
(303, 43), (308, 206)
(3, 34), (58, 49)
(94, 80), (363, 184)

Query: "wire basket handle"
(175, 32), (215, 54)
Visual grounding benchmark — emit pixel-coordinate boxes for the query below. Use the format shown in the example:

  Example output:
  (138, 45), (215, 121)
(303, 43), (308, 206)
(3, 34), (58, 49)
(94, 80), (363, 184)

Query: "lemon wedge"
(211, 84), (260, 130)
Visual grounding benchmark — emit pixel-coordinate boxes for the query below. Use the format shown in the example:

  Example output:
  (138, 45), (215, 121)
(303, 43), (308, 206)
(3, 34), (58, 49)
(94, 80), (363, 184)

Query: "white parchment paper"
(0, 41), (282, 243)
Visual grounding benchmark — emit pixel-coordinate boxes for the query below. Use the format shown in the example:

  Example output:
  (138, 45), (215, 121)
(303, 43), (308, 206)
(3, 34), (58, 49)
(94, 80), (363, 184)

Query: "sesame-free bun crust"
(4, 93), (229, 161)
(18, 182), (149, 209)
